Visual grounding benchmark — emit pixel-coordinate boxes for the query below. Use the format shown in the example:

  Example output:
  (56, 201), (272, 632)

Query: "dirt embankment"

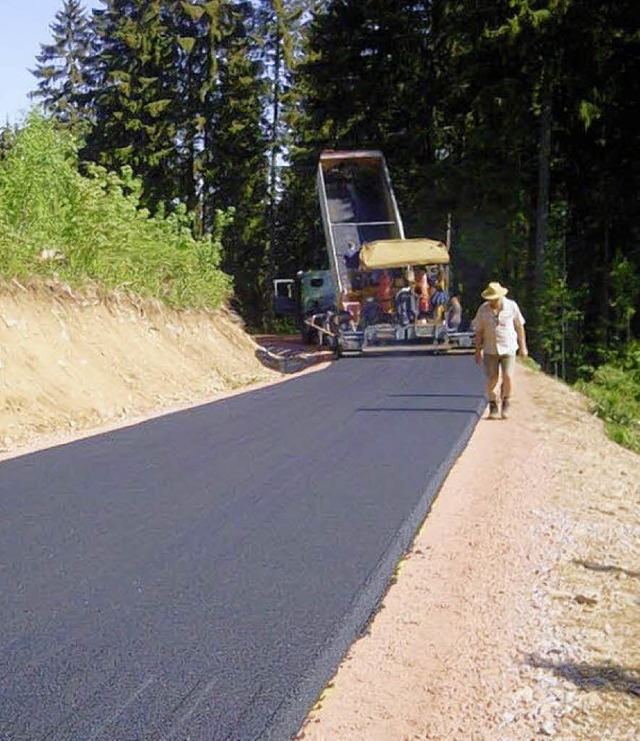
(0, 279), (284, 455)
(1, 281), (639, 739)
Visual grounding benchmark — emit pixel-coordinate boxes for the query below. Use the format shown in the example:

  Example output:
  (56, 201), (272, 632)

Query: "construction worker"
(415, 269), (431, 318)
(377, 270), (393, 313)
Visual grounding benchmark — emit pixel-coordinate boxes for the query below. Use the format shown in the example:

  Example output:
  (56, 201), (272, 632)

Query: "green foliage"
(0, 115), (231, 309)
(609, 253), (640, 344)
(30, 0), (94, 134)
(0, 123), (17, 158)
(264, 315), (299, 335)
(298, 0), (435, 161)
(203, 2), (270, 327)
(554, 0), (640, 354)
(21, 0), (639, 357)
(430, 0), (640, 371)
(576, 342), (640, 454)
(85, 0), (183, 212)
(0, 114), (79, 257)
(81, 1), (273, 326)
(537, 273), (584, 377)
(534, 203), (584, 379)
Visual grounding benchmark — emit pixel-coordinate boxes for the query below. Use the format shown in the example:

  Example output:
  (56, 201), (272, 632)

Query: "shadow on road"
(388, 393), (485, 400)
(357, 407), (483, 416)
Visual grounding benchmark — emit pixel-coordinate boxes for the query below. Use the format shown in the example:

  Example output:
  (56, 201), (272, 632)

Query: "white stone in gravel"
(539, 719), (555, 735)
(539, 674), (561, 687)
(518, 686), (534, 703)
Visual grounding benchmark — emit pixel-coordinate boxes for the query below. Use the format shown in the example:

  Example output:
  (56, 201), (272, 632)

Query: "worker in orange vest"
(415, 269), (430, 318)
(377, 270), (393, 313)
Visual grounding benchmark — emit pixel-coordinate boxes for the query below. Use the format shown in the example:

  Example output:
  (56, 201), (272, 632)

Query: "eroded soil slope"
(0, 280), (281, 454)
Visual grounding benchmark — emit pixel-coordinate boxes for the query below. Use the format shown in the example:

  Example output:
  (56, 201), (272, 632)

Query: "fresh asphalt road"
(0, 353), (485, 741)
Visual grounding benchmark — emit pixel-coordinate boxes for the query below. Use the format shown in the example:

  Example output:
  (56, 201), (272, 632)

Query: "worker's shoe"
(488, 401), (500, 420)
(501, 398), (511, 419)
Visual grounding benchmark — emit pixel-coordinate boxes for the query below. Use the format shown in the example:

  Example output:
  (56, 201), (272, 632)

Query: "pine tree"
(554, 0), (640, 354)
(84, 0), (181, 210)
(170, 0), (218, 225)
(279, 0), (439, 278)
(81, 1), (273, 324)
(202, 1), (270, 326)
(30, 0), (94, 133)
(254, 1), (313, 245)
(299, 1), (434, 154)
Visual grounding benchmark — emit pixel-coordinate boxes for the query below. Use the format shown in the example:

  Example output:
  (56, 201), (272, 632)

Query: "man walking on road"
(473, 281), (528, 420)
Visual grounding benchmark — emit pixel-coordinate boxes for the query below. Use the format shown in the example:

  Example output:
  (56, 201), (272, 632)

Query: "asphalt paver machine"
(274, 150), (474, 356)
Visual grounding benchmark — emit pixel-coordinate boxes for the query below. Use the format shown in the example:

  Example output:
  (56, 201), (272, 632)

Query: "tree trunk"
(534, 66), (552, 294)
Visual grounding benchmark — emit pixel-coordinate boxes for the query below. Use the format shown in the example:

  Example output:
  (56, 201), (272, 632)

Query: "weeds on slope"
(576, 342), (640, 453)
(0, 113), (232, 310)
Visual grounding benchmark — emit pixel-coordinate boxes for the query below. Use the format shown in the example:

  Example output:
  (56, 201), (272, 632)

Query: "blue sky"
(0, 0), (101, 125)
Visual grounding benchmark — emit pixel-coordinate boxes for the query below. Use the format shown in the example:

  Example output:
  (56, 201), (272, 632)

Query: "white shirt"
(473, 298), (525, 355)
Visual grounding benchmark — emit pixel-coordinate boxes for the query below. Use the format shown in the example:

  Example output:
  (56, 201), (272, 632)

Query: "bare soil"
(1, 281), (638, 739)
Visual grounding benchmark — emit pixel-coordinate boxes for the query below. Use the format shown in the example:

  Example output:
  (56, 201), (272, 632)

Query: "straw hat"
(481, 281), (509, 300)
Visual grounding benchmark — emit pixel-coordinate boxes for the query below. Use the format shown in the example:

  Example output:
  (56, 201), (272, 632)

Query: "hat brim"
(481, 287), (508, 300)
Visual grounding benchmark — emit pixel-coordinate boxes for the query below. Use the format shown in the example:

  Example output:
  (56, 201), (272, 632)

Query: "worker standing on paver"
(377, 269), (393, 314)
(473, 281), (528, 420)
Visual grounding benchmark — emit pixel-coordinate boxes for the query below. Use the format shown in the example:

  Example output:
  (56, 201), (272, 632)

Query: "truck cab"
(273, 270), (336, 343)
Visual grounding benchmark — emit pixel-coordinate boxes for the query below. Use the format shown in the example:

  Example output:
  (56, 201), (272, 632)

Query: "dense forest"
(4, 0), (639, 381)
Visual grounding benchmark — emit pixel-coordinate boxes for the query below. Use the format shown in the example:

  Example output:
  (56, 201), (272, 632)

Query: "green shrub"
(0, 113), (232, 309)
(0, 114), (79, 267)
(576, 341), (640, 453)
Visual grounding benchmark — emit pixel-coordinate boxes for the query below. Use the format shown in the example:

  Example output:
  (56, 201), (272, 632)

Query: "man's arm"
(515, 319), (528, 357)
(474, 320), (484, 365)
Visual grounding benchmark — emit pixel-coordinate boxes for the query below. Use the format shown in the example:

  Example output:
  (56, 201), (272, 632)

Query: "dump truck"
(273, 150), (474, 356)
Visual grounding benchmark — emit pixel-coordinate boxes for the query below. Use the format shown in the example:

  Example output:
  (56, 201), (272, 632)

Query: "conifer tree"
(434, 0), (640, 366)
(554, 0), (640, 353)
(170, 0), (217, 225)
(254, 1), (313, 247)
(30, 0), (94, 133)
(82, 1), (273, 324)
(279, 0), (439, 278)
(202, 1), (270, 325)
(85, 0), (181, 210)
